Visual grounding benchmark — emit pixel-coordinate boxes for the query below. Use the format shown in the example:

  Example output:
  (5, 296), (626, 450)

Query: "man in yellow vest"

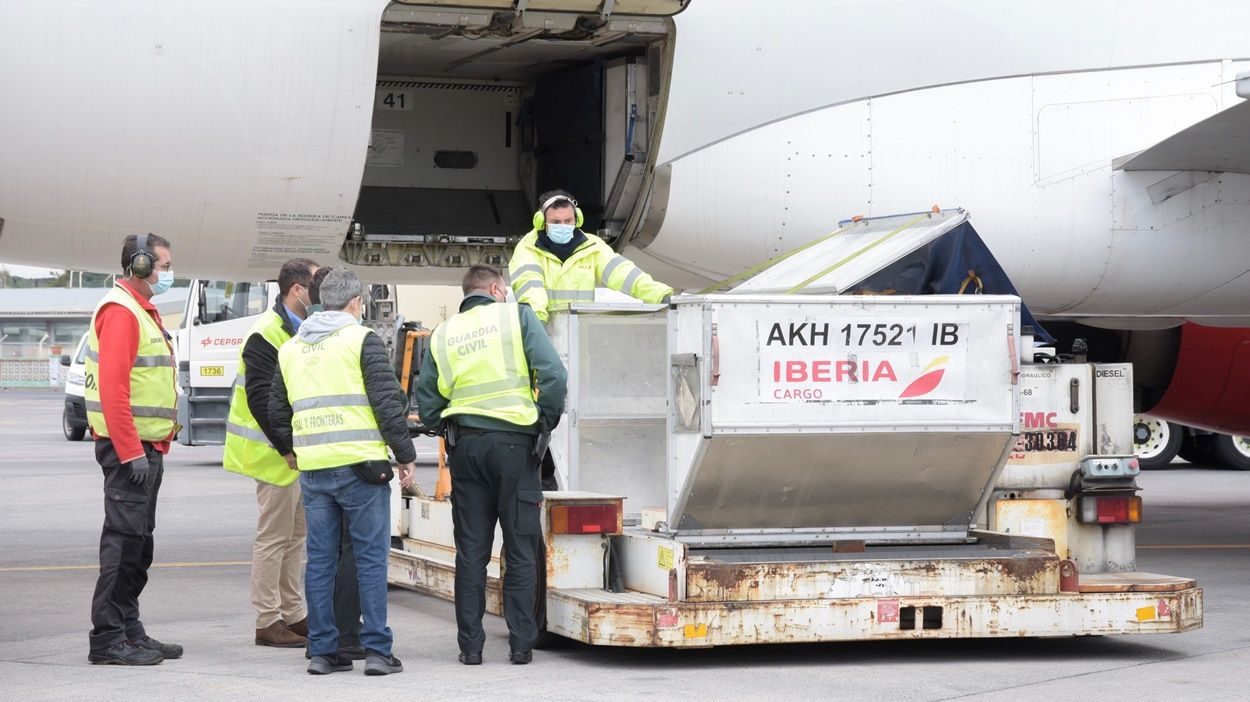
(301, 266), (366, 662)
(268, 268), (416, 676)
(508, 189), (671, 490)
(86, 233), (182, 666)
(417, 264), (568, 666)
(223, 258), (317, 648)
(508, 189), (673, 323)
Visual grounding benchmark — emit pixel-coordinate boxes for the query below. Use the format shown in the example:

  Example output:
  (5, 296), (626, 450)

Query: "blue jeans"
(300, 467), (393, 658)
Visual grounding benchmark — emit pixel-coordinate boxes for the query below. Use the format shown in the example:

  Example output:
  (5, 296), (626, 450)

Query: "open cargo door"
(345, 1), (684, 278)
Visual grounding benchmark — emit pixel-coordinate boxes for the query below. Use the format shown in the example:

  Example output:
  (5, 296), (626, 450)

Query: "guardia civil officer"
(86, 234), (183, 666)
(508, 189), (672, 323)
(268, 268), (415, 676)
(223, 258), (318, 648)
(416, 264), (568, 665)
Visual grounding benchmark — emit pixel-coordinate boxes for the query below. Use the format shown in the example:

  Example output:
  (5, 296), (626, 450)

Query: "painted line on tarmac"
(1138, 544), (1250, 550)
(0, 561), (250, 573)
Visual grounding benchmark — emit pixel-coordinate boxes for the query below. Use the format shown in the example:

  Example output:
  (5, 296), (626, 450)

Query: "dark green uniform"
(417, 293), (567, 655)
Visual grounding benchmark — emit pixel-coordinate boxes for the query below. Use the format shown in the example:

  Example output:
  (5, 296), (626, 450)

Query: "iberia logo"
(899, 356), (948, 398)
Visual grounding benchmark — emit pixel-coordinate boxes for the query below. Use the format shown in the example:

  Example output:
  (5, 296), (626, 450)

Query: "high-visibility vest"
(431, 301), (538, 427)
(85, 285), (178, 441)
(223, 310), (295, 485)
(508, 230), (673, 322)
(277, 323), (388, 471)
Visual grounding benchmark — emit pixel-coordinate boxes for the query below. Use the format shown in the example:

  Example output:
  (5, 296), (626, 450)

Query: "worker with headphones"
(508, 189), (674, 324)
(86, 233), (183, 666)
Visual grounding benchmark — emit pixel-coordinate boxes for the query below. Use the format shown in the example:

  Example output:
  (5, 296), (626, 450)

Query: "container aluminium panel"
(667, 294), (1021, 539)
(678, 294), (1022, 431)
(549, 304), (670, 513)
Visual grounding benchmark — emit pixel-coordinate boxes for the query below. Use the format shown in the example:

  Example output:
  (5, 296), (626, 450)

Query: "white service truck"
(174, 278), (402, 445)
(174, 279), (277, 445)
(387, 210), (1202, 647)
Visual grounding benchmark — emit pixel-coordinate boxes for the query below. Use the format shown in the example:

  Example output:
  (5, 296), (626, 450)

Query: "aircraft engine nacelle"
(1145, 324), (1250, 435)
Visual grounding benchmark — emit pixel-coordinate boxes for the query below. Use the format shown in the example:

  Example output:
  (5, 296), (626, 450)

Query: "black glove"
(127, 455), (152, 487)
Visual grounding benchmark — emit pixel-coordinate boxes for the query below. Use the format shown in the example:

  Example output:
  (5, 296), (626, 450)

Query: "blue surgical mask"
(150, 270), (174, 295)
(547, 223), (575, 244)
(305, 303), (324, 315)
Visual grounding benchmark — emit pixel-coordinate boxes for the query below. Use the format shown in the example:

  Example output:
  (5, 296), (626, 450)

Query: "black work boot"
(130, 635), (183, 659)
(458, 651), (482, 665)
(88, 641), (164, 666)
(509, 649), (533, 665)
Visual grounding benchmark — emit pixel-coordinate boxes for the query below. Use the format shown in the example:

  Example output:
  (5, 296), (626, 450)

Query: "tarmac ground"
(1, 388), (1247, 701)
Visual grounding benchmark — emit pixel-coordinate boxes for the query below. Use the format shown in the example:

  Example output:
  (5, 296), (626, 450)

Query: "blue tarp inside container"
(845, 221), (1054, 342)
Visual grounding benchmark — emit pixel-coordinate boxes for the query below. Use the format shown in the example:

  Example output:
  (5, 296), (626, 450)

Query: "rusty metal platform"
(546, 585), (1204, 648)
(685, 547), (1060, 602)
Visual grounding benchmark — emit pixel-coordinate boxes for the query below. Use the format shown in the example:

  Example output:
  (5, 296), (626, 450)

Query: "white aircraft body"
(1, 0), (1249, 432)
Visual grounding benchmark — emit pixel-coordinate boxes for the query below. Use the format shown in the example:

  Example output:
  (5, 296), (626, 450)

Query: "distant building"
(0, 287), (188, 360)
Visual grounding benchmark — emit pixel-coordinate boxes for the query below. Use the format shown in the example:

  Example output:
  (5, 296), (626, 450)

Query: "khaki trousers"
(251, 480), (306, 628)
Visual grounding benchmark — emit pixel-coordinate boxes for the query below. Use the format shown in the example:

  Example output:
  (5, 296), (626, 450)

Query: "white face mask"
(148, 270), (174, 295)
(546, 223), (576, 244)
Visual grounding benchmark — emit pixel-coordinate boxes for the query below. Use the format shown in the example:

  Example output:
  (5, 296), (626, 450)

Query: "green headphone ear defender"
(129, 233), (154, 279)
(532, 195), (584, 231)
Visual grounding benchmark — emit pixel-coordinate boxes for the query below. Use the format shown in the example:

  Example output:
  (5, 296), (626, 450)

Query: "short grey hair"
(318, 268), (364, 311)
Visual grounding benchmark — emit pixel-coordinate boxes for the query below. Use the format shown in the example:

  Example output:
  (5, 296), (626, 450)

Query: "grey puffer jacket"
(267, 311), (416, 465)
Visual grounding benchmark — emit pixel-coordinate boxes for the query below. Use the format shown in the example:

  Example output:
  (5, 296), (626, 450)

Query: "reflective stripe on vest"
(431, 301), (538, 427)
(278, 324), (389, 471)
(508, 231), (669, 319)
(223, 310), (296, 485)
(84, 285), (178, 442)
(85, 347), (173, 367)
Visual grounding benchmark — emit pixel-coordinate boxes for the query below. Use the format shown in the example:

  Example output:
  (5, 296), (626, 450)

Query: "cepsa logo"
(200, 337), (244, 348)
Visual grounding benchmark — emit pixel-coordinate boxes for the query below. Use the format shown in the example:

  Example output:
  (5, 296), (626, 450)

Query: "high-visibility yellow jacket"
(85, 285), (178, 443)
(429, 301), (539, 428)
(508, 230), (672, 322)
(277, 324), (389, 472)
(223, 310), (294, 485)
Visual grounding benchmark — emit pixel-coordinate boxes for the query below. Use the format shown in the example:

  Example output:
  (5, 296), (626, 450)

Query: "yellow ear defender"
(532, 195), (584, 231)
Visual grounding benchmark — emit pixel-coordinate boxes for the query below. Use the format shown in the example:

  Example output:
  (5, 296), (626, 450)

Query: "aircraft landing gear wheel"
(1211, 434), (1250, 471)
(1177, 433), (1214, 466)
(1133, 416), (1180, 469)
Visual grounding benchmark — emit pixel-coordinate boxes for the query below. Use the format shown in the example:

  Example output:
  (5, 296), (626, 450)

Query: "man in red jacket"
(85, 234), (183, 666)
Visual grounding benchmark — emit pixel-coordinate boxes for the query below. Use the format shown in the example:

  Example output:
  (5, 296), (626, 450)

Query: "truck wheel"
(1133, 416), (1181, 469)
(1211, 434), (1250, 471)
(63, 408), (86, 441)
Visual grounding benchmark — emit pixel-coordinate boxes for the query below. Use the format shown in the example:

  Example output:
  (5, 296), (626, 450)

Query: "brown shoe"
(255, 621), (307, 648)
(284, 617), (308, 638)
